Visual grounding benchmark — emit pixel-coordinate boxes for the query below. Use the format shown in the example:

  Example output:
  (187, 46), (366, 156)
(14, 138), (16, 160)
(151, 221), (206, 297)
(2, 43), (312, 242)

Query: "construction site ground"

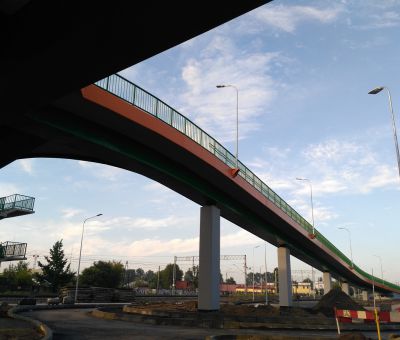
(2, 290), (400, 339)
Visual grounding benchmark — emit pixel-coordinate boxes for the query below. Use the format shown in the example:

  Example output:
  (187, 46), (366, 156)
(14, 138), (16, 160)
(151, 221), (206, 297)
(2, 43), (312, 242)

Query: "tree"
(37, 240), (74, 292)
(2, 261), (32, 289)
(135, 268), (145, 280)
(184, 266), (199, 288)
(160, 263), (182, 289)
(80, 260), (124, 288)
(226, 277), (236, 284)
(143, 270), (157, 289)
(302, 277), (314, 290)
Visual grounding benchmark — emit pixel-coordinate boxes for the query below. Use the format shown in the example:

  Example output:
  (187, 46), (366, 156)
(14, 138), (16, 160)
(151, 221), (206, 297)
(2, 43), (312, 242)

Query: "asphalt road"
(20, 308), (400, 340)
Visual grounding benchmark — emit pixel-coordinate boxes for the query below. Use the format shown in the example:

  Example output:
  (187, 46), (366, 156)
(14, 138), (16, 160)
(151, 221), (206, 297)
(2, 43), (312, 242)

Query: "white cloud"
(79, 236), (199, 258)
(354, 11), (400, 30)
(18, 159), (33, 174)
(253, 4), (343, 33)
(143, 181), (172, 194)
(180, 48), (281, 143)
(299, 138), (398, 194)
(221, 229), (260, 248)
(362, 165), (398, 193)
(303, 140), (361, 163)
(94, 215), (196, 232)
(77, 161), (126, 181)
(61, 208), (83, 219)
(70, 229), (265, 259)
(288, 198), (337, 225)
(0, 183), (20, 197)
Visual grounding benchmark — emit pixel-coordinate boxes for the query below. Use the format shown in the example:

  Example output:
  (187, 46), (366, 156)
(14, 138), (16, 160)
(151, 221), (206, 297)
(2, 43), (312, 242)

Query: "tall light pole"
(296, 177), (315, 237)
(264, 242), (268, 305)
(373, 254), (384, 285)
(338, 226), (353, 269)
(368, 86), (400, 180)
(296, 177), (316, 297)
(75, 213), (102, 303)
(252, 245), (260, 302)
(216, 84), (239, 174)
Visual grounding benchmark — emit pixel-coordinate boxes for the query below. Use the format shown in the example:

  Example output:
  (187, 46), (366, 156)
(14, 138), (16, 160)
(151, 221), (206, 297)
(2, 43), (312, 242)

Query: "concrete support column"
(342, 282), (350, 295)
(362, 290), (369, 301)
(277, 246), (292, 307)
(323, 272), (332, 294)
(198, 205), (220, 311)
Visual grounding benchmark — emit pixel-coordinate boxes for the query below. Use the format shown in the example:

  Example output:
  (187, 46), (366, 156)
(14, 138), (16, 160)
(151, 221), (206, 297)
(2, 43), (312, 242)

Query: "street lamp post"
(296, 177), (316, 296)
(296, 177), (315, 237)
(368, 86), (400, 180)
(338, 226), (353, 269)
(264, 242), (268, 305)
(252, 245), (260, 302)
(373, 254), (384, 285)
(75, 213), (102, 303)
(216, 84), (239, 175)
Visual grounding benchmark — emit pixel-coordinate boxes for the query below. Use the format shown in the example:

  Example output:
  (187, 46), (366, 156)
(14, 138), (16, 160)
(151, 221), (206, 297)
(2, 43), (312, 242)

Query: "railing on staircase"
(0, 241), (27, 261)
(0, 194), (35, 219)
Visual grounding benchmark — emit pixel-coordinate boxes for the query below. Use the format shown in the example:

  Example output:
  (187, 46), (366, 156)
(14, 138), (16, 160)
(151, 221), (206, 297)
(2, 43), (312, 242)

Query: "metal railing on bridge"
(94, 74), (400, 292)
(0, 194), (35, 219)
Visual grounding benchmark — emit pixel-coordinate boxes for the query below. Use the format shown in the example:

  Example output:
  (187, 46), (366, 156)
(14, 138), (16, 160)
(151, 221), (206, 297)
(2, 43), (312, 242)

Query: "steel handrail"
(0, 194), (35, 212)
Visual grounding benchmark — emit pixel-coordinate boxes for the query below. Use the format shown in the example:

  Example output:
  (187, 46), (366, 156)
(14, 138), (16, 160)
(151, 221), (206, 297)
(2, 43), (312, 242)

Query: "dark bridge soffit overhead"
(0, 0), (271, 119)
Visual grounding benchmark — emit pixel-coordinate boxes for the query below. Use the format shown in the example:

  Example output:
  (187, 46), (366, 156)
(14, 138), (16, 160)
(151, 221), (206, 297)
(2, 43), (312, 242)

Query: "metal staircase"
(0, 241), (27, 261)
(0, 194), (35, 219)
(0, 194), (34, 262)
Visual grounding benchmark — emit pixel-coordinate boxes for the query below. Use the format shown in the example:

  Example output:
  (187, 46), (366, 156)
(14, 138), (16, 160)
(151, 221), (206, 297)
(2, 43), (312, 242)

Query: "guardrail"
(94, 74), (400, 292)
(0, 241), (27, 260)
(0, 194), (35, 214)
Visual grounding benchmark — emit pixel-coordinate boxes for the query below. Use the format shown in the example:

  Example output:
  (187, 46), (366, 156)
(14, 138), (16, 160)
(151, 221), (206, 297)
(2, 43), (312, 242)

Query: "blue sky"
(1, 0), (400, 285)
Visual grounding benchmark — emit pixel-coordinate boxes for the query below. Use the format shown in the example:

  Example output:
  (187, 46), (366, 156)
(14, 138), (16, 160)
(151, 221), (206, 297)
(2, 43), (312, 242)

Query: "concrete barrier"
(7, 305), (53, 340)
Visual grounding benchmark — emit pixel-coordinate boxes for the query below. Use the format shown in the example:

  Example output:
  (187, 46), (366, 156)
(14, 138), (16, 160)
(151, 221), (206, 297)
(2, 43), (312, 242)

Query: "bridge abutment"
(342, 282), (350, 295)
(198, 205), (220, 311)
(323, 272), (332, 294)
(362, 290), (369, 301)
(277, 246), (292, 307)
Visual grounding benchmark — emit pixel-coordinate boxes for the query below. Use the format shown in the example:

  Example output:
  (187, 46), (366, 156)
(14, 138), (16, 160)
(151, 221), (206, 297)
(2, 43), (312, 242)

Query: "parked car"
(62, 296), (74, 304)
(47, 297), (60, 305)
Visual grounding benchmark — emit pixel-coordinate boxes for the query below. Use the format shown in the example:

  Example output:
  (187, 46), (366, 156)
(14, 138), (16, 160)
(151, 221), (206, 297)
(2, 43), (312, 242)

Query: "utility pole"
(157, 266), (160, 294)
(172, 256), (177, 294)
(244, 255), (247, 295)
(264, 242), (268, 305)
(32, 254), (39, 270)
(124, 261), (128, 287)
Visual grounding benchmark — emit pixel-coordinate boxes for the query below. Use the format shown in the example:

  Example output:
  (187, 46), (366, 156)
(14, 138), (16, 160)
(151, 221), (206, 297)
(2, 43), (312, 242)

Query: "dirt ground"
(0, 317), (42, 340)
(0, 303), (42, 340)
(129, 300), (320, 318)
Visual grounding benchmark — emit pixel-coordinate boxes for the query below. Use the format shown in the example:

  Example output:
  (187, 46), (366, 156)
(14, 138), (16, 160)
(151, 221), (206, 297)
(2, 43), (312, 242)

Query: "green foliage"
(121, 267), (158, 288)
(80, 260), (124, 288)
(159, 263), (183, 289)
(225, 277), (236, 284)
(302, 277), (314, 289)
(36, 240), (75, 292)
(184, 266), (198, 288)
(143, 270), (157, 289)
(2, 261), (32, 289)
(246, 269), (275, 286)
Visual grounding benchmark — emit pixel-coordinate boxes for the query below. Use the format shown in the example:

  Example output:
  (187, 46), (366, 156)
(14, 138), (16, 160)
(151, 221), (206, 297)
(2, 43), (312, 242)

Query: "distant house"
(175, 280), (192, 290)
(220, 283), (237, 294)
(292, 282), (312, 295)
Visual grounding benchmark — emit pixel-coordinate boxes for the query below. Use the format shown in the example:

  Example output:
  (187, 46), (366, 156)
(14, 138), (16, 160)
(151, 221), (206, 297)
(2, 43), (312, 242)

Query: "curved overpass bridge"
(9, 74), (399, 304)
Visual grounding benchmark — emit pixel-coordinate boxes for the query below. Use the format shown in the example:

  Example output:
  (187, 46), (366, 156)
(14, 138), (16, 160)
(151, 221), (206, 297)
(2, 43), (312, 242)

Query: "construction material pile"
(313, 287), (365, 317)
(60, 287), (136, 303)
